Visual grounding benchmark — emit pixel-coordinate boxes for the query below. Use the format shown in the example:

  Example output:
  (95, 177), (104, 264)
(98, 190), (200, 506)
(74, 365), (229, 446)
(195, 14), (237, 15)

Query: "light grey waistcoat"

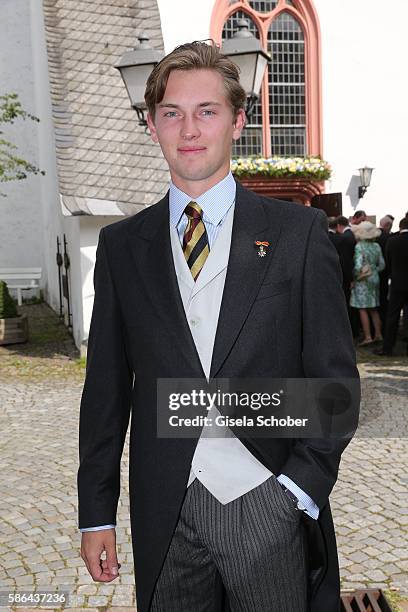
(169, 203), (273, 504)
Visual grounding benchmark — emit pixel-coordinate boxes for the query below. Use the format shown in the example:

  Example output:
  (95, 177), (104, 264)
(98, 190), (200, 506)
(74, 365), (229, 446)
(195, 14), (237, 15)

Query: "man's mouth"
(178, 146), (206, 154)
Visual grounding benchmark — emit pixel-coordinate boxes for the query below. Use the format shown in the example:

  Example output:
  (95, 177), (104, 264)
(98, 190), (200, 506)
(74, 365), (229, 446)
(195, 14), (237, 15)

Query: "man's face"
(353, 214), (366, 225)
(147, 69), (246, 195)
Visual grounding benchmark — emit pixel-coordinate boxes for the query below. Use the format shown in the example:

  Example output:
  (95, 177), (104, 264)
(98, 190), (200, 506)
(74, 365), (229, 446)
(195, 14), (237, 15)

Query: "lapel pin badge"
(255, 240), (269, 258)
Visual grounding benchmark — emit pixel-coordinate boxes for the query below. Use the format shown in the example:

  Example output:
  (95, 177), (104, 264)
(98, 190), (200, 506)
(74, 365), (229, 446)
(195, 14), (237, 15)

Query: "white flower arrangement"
(231, 156), (332, 180)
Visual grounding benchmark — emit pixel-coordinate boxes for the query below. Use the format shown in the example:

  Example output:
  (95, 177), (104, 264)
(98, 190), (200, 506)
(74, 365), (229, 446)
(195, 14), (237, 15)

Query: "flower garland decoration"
(231, 156), (332, 181)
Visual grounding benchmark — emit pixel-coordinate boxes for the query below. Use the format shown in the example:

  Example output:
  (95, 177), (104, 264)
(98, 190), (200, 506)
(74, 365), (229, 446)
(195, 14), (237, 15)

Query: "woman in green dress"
(350, 221), (385, 345)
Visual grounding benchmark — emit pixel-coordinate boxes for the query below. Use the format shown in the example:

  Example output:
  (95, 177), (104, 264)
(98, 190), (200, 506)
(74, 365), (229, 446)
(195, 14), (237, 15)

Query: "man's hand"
(80, 528), (121, 582)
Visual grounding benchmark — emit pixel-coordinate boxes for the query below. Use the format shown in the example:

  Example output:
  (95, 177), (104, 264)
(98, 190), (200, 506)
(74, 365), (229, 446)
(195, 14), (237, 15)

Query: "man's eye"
(201, 110), (215, 116)
(164, 111), (178, 117)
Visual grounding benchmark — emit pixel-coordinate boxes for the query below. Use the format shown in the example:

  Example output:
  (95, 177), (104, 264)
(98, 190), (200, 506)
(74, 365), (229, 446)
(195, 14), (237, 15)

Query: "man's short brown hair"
(144, 41), (247, 119)
(336, 216), (350, 228)
(328, 216), (338, 230)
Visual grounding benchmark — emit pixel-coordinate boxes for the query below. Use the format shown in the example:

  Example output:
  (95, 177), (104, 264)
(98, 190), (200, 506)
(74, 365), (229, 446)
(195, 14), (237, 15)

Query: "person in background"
(375, 217), (408, 355)
(328, 216), (348, 298)
(336, 216), (357, 334)
(404, 306), (408, 341)
(378, 215), (394, 236)
(394, 217), (407, 337)
(395, 216), (408, 341)
(337, 215), (355, 238)
(377, 215), (394, 328)
(328, 216), (338, 236)
(351, 210), (367, 225)
(350, 221), (385, 346)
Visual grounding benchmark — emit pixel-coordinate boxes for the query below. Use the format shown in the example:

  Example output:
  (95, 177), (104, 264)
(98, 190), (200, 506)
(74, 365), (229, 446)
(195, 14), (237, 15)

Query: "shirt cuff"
(80, 524), (116, 532)
(277, 474), (319, 520)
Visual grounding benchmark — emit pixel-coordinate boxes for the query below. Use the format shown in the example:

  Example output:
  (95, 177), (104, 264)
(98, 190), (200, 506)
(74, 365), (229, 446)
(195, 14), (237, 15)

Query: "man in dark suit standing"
(377, 215), (394, 327)
(335, 216), (357, 334)
(78, 42), (359, 612)
(375, 217), (408, 355)
(328, 217), (338, 240)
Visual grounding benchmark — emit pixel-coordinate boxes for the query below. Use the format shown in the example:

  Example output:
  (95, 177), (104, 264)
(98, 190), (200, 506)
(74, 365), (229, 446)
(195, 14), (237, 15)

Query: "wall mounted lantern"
(358, 166), (374, 199)
(222, 19), (270, 117)
(115, 33), (164, 128)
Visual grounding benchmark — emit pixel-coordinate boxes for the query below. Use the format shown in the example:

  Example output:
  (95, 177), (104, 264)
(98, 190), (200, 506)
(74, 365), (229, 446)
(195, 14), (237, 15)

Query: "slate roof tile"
(43, 0), (168, 215)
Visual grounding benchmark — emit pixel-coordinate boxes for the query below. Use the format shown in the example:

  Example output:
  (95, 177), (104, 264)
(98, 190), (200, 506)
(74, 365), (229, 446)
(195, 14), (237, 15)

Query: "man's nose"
(180, 115), (200, 139)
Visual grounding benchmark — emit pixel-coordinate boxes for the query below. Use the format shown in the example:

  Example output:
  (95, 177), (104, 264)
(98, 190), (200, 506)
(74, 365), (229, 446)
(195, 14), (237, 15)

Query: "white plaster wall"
(316, 0), (408, 223)
(156, 0), (214, 52)
(0, 0), (45, 280)
(29, 0), (67, 313)
(79, 216), (124, 348)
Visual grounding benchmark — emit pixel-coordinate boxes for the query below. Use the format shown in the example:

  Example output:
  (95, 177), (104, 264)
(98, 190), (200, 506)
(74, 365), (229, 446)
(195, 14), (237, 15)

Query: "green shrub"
(0, 280), (18, 318)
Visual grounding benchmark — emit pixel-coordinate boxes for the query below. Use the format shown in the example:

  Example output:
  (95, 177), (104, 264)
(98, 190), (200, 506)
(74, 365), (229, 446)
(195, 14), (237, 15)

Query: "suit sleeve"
(376, 244), (385, 272)
(77, 228), (133, 529)
(279, 210), (360, 510)
(385, 239), (393, 277)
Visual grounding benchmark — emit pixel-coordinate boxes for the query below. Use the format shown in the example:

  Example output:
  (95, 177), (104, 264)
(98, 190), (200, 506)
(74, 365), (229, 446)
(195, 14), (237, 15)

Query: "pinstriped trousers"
(150, 476), (308, 612)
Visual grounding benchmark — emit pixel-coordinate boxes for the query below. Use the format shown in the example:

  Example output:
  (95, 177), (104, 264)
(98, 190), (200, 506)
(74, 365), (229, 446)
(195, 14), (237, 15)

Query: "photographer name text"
(168, 414), (309, 428)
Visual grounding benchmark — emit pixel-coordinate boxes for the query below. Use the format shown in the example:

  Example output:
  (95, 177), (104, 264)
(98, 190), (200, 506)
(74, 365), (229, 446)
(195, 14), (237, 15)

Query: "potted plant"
(0, 280), (28, 344)
(231, 156), (332, 205)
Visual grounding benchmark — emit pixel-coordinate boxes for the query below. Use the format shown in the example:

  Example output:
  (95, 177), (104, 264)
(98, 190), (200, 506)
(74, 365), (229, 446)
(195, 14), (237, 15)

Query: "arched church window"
(222, 12), (263, 156)
(211, 0), (322, 157)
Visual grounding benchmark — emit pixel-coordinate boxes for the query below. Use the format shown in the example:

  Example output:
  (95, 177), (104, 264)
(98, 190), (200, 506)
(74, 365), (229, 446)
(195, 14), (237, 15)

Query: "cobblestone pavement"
(0, 305), (407, 610)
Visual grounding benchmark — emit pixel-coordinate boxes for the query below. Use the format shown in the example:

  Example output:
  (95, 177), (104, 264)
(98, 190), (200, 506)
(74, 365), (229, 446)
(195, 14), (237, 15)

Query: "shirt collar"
(169, 171), (236, 228)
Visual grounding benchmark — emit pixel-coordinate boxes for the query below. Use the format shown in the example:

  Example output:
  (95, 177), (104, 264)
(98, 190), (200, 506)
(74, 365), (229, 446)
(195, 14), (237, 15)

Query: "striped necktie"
(182, 201), (210, 280)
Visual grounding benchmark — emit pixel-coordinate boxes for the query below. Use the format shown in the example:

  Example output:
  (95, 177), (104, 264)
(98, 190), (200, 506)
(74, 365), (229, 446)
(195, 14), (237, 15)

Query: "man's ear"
(232, 108), (246, 141)
(147, 112), (158, 143)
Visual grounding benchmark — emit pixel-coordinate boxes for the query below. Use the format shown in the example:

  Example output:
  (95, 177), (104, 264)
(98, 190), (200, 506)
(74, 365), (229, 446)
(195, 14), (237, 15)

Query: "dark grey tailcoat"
(78, 181), (360, 612)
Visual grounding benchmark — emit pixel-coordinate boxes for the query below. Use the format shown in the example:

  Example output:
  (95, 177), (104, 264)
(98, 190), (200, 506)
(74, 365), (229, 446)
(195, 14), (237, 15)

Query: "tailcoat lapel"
(126, 183), (283, 381)
(126, 193), (205, 379)
(210, 182), (282, 378)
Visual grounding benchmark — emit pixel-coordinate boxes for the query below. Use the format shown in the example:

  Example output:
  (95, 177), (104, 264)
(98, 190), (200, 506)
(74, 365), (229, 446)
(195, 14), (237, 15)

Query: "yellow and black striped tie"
(182, 201), (210, 281)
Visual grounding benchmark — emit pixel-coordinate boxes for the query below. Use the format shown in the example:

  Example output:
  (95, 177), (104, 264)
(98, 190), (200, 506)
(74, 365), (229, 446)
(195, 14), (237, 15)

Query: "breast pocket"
(255, 278), (292, 301)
